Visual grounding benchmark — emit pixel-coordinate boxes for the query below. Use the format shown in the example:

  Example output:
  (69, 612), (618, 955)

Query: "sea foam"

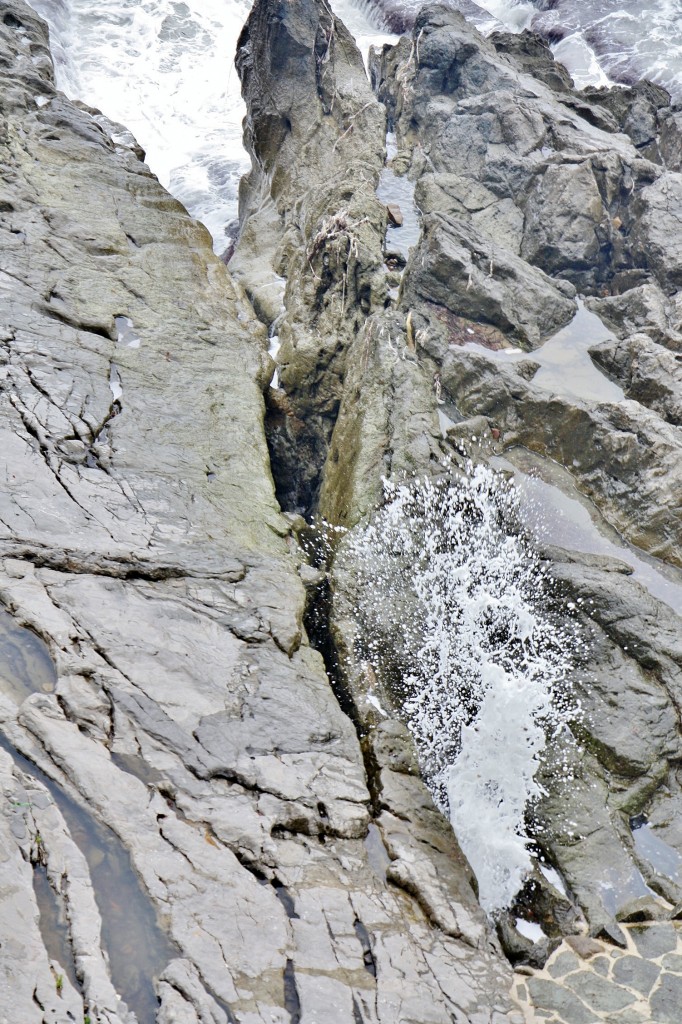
(348, 465), (576, 911)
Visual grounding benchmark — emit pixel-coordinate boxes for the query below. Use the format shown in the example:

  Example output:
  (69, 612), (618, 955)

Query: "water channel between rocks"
(0, 607), (177, 1024)
(377, 132), (420, 265)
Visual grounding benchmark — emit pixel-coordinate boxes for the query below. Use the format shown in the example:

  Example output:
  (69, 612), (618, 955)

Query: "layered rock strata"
(0, 2), (520, 1022)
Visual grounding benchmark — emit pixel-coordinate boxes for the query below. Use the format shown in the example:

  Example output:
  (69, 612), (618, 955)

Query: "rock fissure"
(2, 0), (682, 1021)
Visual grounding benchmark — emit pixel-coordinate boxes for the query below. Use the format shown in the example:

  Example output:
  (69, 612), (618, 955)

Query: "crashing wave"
(348, 464), (577, 911)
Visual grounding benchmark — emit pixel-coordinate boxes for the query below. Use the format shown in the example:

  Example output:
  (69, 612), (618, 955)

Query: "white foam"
(515, 918), (545, 942)
(329, 0), (398, 61)
(475, 0), (535, 33)
(539, 862), (568, 896)
(349, 466), (575, 912)
(30, 0), (253, 251)
(115, 315), (141, 349)
(109, 364), (122, 402)
(552, 33), (613, 90)
(268, 333), (281, 390)
(366, 692), (389, 716)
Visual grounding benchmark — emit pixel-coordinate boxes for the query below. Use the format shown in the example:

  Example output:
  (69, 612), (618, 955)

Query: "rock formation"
(235, 0), (682, 1018)
(0, 2), (515, 1022)
(1, 0), (682, 1023)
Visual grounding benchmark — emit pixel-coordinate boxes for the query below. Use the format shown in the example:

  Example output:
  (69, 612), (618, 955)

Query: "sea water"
(29, 0), (393, 251)
(348, 467), (576, 912)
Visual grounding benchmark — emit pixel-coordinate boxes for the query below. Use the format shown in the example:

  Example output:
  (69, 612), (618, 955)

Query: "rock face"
(231, 0), (387, 512)
(3, 0), (682, 1023)
(0, 3), (521, 1023)
(230, 0), (682, 1012)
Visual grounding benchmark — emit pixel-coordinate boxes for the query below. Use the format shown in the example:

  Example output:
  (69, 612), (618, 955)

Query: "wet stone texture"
(0, 2), (521, 1023)
(514, 923), (682, 1024)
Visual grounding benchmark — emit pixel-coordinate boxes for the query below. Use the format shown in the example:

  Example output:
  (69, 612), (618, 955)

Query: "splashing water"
(348, 465), (575, 911)
(29, 0), (394, 249)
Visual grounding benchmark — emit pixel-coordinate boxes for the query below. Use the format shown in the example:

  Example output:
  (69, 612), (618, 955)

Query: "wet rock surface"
(252, 2), (682, 1020)
(0, 2), (521, 1022)
(2, 0), (682, 1022)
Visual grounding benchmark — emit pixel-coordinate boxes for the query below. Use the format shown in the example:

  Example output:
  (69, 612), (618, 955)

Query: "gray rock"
(547, 951), (581, 979)
(616, 896), (670, 923)
(439, 347), (682, 566)
(650, 971), (682, 1023)
(630, 924), (679, 960)
(631, 173), (682, 293)
(402, 211), (576, 348)
(591, 956), (611, 977)
(232, 0), (388, 512)
(590, 333), (682, 426)
(660, 953), (682, 972)
(565, 970), (636, 1012)
(612, 954), (660, 994)
(527, 977), (599, 1023)
(586, 283), (682, 351)
(521, 160), (606, 276)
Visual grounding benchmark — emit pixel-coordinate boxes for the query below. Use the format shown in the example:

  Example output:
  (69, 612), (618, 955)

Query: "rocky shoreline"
(1, 1), (681, 1022)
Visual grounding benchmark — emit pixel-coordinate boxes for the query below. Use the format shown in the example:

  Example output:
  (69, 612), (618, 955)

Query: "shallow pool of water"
(364, 822), (390, 884)
(32, 861), (80, 995)
(0, 608), (176, 1023)
(633, 823), (682, 886)
(491, 449), (682, 615)
(377, 134), (421, 262)
(0, 608), (56, 703)
(466, 300), (626, 405)
(515, 917), (545, 942)
(2, 731), (177, 1023)
(598, 861), (652, 916)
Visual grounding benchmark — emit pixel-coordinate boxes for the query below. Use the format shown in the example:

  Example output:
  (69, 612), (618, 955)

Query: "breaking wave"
(348, 465), (576, 911)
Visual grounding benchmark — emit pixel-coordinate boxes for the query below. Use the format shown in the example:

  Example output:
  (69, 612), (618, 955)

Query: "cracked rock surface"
(0, 3), (519, 1022)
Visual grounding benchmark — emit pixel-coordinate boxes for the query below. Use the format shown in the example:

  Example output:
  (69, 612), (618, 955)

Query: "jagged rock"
(586, 282), (682, 351)
(0, 3), (524, 1022)
(5, 0), (682, 1020)
(489, 30), (574, 95)
(402, 211), (576, 347)
(232, 0), (388, 511)
(590, 332), (682, 425)
(319, 8), (682, 974)
(630, 173), (682, 292)
(373, 4), (676, 296)
(437, 346), (682, 565)
(616, 896), (670, 923)
(580, 79), (682, 167)
(565, 936), (605, 960)
(521, 160), (607, 277)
